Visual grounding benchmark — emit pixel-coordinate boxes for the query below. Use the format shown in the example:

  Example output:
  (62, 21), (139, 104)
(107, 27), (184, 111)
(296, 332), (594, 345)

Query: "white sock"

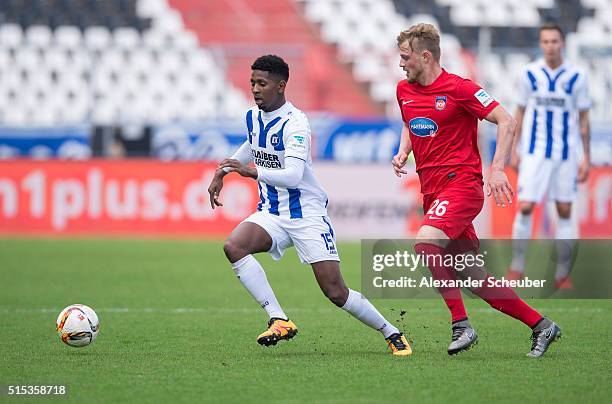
(232, 255), (287, 320)
(510, 212), (533, 273)
(555, 217), (576, 280)
(341, 289), (400, 338)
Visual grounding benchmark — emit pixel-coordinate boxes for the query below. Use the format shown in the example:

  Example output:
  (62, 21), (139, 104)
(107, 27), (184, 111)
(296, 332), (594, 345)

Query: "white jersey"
(245, 102), (328, 218)
(516, 59), (590, 161)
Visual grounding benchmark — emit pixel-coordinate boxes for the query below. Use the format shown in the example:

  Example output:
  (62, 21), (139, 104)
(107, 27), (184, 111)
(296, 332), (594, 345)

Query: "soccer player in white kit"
(208, 55), (411, 355)
(508, 24), (591, 289)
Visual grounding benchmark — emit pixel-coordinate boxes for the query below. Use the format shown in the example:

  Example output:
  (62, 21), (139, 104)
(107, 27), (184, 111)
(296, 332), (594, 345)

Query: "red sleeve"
(396, 81), (406, 123)
(454, 78), (499, 120)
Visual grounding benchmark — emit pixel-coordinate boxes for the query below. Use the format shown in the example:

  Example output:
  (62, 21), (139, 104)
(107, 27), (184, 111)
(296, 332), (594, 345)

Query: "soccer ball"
(56, 304), (100, 347)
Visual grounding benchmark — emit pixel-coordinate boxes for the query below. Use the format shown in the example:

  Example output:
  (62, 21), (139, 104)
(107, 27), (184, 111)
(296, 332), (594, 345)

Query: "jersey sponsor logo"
(251, 149), (282, 168)
(288, 135), (306, 151)
(535, 96), (566, 108)
(435, 96), (447, 111)
(474, 89), (494, 107)
(409, 117), (438, 137)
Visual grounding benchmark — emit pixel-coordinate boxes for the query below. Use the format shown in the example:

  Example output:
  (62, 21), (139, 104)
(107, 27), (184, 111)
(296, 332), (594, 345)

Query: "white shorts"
(517, 154), (578, 203)
(242, 211), (340, 264)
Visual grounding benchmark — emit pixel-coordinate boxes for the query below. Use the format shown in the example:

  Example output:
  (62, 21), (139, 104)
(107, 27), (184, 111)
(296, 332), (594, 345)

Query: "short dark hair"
(539, 23), (565, 41)
(251, 55), (289, 82)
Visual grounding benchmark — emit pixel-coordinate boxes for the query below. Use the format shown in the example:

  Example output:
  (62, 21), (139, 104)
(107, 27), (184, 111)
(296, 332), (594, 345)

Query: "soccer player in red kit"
(392, 24), (560, 358)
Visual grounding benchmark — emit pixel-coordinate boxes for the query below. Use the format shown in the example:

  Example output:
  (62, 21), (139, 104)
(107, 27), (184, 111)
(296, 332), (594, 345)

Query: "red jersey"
(396, 69), (498, 194)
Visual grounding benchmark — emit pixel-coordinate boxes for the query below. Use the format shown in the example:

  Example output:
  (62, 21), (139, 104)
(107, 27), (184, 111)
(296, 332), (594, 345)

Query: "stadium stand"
(0, 0), (610, 142)
(298, 0), (612, 121)
(167, 0), (380, 115)
(297, 0), (475, 117)
(0, 0), (251, 127)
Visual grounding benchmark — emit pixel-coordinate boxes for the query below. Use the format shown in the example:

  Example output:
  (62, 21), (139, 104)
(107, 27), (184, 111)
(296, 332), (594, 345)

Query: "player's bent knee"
(556, 203), (572, 219)
(519, 202), (535, 215)
(415, 226), (448, 247)
(324, 286), (349, 307)
(223, 239), (249, 263)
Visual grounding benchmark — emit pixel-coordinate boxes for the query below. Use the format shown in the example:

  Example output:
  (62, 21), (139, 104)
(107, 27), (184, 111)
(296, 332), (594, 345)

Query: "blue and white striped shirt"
(245, 102), (328, 218)
(517, 59), (591, 161)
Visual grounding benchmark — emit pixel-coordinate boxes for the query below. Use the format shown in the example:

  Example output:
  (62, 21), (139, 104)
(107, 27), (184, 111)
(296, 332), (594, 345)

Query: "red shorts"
(421, 177), (484, 250)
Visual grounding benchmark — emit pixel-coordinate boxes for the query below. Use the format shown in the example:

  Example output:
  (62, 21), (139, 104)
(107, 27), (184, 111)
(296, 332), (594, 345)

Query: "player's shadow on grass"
(258, 349), (389, 358)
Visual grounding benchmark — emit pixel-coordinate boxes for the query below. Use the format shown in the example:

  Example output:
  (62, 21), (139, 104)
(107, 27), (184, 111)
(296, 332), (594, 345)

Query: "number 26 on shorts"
(426, 199), (449, 217)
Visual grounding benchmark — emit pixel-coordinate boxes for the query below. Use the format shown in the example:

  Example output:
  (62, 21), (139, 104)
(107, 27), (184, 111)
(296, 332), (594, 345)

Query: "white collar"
(260, 101), (292, 121)
(539, 58), (566, 74)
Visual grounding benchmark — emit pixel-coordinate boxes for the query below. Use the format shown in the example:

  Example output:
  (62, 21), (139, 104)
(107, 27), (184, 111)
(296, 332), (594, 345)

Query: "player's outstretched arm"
(578, 109), (591, 182)
(510, 106), (525, 171)
(218, 157), (306, 189)
(208, 168), (227, 209)
(208, 141), (253, 209)
(392, 123), (413, 177)
(256, 158), (305, 188)
(485, 105), (517, 207)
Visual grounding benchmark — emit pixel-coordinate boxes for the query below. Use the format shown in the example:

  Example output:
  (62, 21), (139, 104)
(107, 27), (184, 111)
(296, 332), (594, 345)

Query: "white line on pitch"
(0, 306), (605, 314)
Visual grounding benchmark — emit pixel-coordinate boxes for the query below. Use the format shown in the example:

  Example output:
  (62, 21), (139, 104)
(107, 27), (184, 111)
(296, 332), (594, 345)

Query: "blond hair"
(397, 23), (441, 62)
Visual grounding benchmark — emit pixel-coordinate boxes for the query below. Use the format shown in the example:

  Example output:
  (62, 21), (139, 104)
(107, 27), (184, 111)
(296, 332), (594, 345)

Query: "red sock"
(415, 242), (467, 323)
(471, 274), (542, 328)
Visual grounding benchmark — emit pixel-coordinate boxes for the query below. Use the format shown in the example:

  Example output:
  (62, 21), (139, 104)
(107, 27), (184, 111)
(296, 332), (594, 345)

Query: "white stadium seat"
(0, 48), (10, 70)
(173, 31), (199, 50)
(3, 108), (28, 126)
(30, 107), (58, 126)
(577, 17), (606, 35)
(512, 6), (540, 27)
(15, 46), (40, 71)
(0, 24), (24, 47)
(26, 25), (52, 48)
(142, 29), (167, 50)
(353, 58), (386, 83)
(55, 26), (82, 49)
(84, 27), (112, 51)
(42, 47), (68, 71)
(91, 102), (118, 126)
(451, 3), (481, 26)
(304, 0), (335, 23)
(114, 28), (141, 50)
(136, 0), (169, 19)
(152, 9), (184, 34)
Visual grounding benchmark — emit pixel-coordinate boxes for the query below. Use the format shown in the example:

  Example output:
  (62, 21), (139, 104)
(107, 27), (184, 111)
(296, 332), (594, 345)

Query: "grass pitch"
(1, 239), (610, 403)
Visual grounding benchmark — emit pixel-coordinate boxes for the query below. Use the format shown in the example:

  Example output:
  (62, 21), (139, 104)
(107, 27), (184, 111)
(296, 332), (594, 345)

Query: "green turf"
(1, 239), (611, 403)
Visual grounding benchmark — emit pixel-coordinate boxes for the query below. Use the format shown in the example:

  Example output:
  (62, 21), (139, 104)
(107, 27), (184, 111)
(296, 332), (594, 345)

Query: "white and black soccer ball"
(56, 304), (100, 347)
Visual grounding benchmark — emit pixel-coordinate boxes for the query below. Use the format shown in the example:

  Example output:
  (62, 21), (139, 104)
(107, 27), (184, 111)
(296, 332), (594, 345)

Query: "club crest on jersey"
(409, 117), (438, 137)
(435, 96), (447, 111)
(270, 133), (280, 146)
